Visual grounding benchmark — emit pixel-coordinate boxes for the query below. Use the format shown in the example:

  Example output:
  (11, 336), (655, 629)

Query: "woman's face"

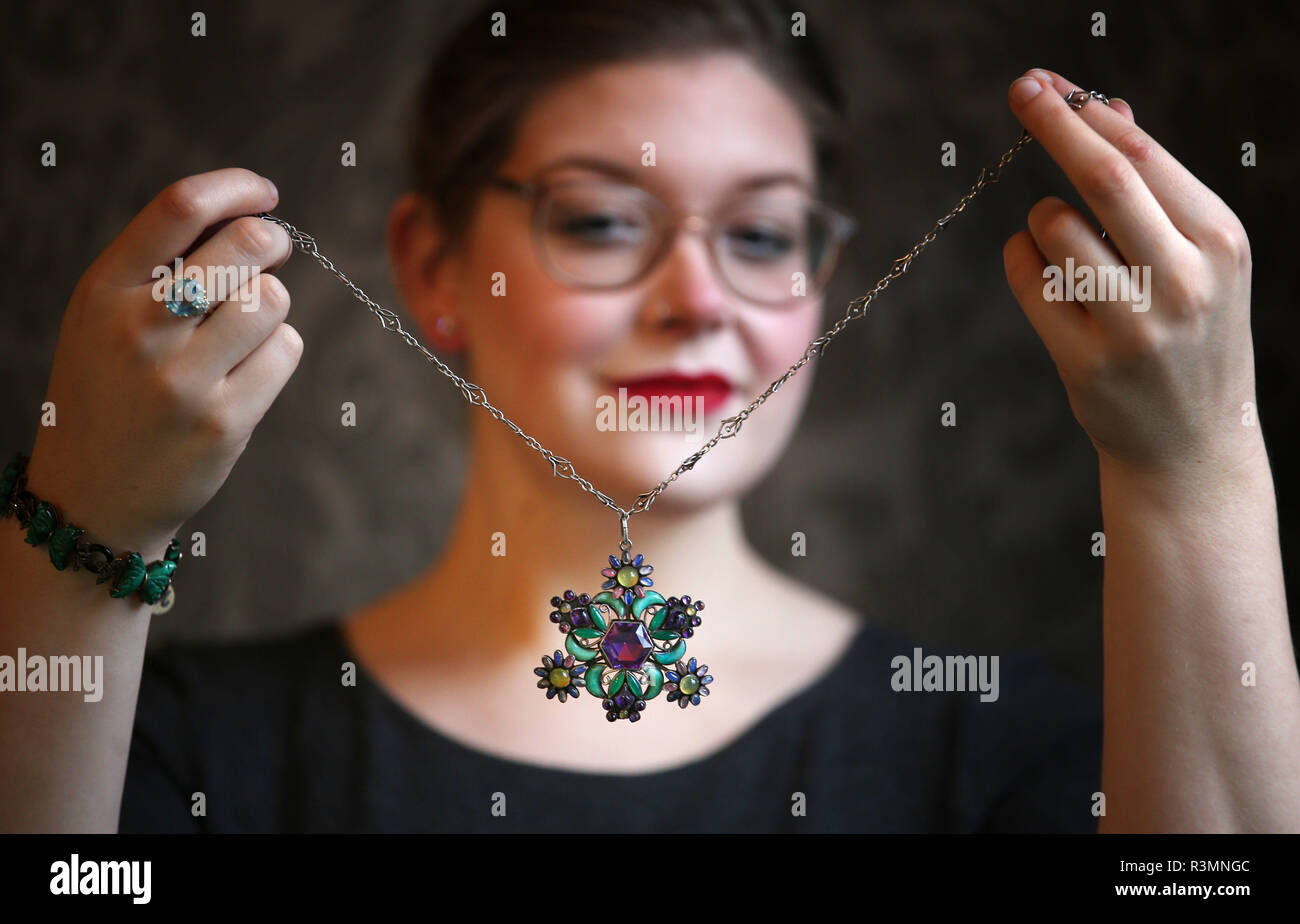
(417, 52), (830, 510)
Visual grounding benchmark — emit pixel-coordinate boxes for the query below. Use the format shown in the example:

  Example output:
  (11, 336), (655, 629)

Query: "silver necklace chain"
(255, 89), (1105, 551)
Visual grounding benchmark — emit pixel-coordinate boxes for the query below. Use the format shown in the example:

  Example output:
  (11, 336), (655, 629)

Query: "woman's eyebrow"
(534, 155), (639, 182)
(533, 155), (813, 195)
(729, 171), (812, 195)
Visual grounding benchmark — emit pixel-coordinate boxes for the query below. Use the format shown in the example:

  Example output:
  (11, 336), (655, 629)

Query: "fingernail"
(1010, 75), (1045, 105)
(1109, 96), (1132, 113)
(262, 176), (279, 201)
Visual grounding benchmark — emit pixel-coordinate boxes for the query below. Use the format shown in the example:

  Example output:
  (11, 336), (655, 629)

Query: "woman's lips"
(609, 373), (735, 416)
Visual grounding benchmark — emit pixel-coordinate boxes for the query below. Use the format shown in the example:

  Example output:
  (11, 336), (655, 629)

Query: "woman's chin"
(570, 428), (744, 499)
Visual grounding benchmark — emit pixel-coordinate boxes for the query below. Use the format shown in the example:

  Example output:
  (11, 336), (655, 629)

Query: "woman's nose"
(644, 220), (733, 328)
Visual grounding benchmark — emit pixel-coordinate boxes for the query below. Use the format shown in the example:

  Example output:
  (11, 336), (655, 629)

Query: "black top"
(119, 618), (1103, 833)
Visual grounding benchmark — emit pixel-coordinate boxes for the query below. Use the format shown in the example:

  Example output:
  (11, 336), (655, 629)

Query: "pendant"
(534, 545), (711, 722)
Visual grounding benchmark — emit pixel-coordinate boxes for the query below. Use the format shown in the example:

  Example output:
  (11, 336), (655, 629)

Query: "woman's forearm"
(0, 490), (166, 833)
(1096, 439), (1300, 832)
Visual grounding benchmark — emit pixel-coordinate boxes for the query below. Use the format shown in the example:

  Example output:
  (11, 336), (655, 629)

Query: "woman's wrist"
(19, 451), (180, 560)
(1096, 433), (1273, 515)
(1, 450), (182, 609)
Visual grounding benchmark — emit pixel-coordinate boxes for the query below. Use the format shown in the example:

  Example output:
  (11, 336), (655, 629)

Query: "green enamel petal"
(649, 605), (667, 631)
(566, 632), (599, 661)
(643, 662), (664, 699)
(48, 524), (84, 571)
(653, 638), (687, 665)
(24, 502), (56, 545)
(651, 629), (680, 642)
(109, 553), (147, 598)
(138, 561), (176, 604)
(589, 592), (624, 630)
(625, 672), (643, 698)
(631, 590), (665, 620)
(585, 663), (605, 696)
(606, 670), (625, 696)
(570, 628), (602, 640)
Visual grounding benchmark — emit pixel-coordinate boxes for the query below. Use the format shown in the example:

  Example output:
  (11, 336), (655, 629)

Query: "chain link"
(255, 89), (1106, 535)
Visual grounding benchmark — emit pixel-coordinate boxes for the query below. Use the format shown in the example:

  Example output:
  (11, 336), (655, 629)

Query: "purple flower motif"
(600, 550), (655, 606)
(602, 687), (647, 723)
(660, 594), (705, 638)
(549, 589), (594, 632)
(535, 649), (586, 703)
(664, 657), (713, 709)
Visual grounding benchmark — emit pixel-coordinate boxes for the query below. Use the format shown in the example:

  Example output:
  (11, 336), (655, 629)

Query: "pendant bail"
(619, 512), (632, 552)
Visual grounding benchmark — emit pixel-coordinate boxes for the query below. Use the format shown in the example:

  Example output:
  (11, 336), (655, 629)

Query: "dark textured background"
(3, 1), (1297, 693)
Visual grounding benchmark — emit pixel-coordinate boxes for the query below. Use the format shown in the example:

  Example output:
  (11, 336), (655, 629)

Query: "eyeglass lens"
(536, 180), (842, 303)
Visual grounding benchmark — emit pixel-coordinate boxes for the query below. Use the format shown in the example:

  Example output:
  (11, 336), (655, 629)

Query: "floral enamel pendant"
(534, 548), (711, 722)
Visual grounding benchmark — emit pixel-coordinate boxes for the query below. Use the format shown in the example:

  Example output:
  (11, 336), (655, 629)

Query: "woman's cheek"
(466, 218), (614, 358)
(514, 291), (628, 359)
(751, 300), (824, 377)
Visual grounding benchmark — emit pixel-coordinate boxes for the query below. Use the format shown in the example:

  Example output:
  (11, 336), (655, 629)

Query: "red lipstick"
(611, 373), (734, 417)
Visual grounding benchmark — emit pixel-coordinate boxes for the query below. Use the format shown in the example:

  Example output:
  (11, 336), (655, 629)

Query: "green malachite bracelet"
(1, 450), (180, 611)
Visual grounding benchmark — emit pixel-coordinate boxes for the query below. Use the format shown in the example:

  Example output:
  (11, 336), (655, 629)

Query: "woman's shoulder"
(144, 617), (342, 667)
(126, 610), (1100, 832)
(835, 616), (1101, 734)
(137, 618), (348, 714)
(836, 619), (1102, 832)
(757, 565), (1097, 719)
(124, 618), (365, 832)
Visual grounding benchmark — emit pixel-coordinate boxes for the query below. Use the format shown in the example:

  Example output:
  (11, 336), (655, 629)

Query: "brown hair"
(407, 0), (849, 260)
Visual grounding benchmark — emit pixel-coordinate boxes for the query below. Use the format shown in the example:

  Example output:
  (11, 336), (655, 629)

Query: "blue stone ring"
(163, 273), (210, 319)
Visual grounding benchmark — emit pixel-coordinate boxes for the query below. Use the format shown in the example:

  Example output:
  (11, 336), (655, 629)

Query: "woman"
(2, 0), (1296, 833)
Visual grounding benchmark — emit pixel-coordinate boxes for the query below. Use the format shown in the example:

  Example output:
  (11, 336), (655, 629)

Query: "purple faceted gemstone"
(613, 690), (635, 711)
(600, 620), (653, 670)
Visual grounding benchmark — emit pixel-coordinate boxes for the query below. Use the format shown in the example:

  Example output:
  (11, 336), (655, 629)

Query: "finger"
(101, 168), (279, 287)
(1008, 69), (1178, 268)
(1026, 195), (1136, 328)
(128, 214), (293, 346)
(1031, 70), (1234, 250)
(1107, 97), (1134, 122)
(183, 214), (293, 313)
(223, 322), (304, 430)
(187, 271), (292, 381)
(1003, 228), (1094, 370)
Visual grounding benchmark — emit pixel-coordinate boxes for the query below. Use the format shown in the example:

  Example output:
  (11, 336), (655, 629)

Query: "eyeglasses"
(488, 174), (857, 306)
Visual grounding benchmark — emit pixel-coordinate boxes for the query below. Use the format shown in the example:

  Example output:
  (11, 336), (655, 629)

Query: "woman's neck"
(363, 414), (773, 661)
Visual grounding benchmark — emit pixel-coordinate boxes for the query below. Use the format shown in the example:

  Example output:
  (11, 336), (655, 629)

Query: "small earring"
(436, 315), (459, 336)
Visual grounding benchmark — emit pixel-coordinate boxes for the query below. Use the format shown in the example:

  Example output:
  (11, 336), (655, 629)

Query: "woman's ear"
(386, 191), (467, 352)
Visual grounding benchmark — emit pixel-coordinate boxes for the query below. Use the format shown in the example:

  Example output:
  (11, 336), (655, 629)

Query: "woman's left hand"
(1002, 68), (1262, 481)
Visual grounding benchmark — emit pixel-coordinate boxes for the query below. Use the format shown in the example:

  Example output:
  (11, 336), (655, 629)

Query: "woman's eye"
(553, 211), (646, 244)
(726, 223), (795, 260)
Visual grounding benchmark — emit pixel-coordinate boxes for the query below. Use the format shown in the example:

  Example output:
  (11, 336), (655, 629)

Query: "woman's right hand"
(24, 167), (301, 560)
